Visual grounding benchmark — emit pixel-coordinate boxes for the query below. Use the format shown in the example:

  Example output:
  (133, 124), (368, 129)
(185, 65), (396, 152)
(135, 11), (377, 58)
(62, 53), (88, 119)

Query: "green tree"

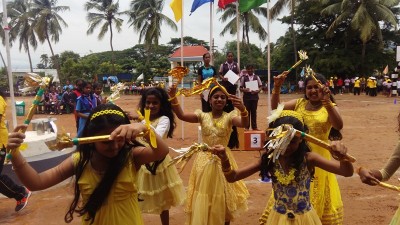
(85, 0), (124, 74)
(218, 4), (267, 45)
(127, 0), (177, 47)
(168, 36), (208, 48)
(30, 0), (69, 79)
(321, 0), (399, 72)
(40, 54), (49, 68)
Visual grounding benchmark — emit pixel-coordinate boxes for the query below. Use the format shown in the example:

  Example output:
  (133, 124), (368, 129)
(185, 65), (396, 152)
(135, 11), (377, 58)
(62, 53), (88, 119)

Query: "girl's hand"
(210, 144), (228, 160)
(273, 71), (289, 88)
(329, 141), (348, 161)
(110, 123), (148, 143)
(229, 94), (246, 112)
(125, 111), (139, 121)
(358, 167), (380, 186)
(320, 85), (331, 101)
(7, 125), (28, 149)
(167, 83), (178, 98)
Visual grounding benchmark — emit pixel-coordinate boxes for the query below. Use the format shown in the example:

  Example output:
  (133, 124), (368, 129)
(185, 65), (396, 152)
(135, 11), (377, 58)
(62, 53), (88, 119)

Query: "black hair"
(203, 52), (210, 59)
(260, 116), (314, 182)
(0, 89), (5, 100)
(304, 74), (342, 140)
(226, 51), (234, 57)
(245, 64), (254, 70)
(65, 104), (140, 224)
(92, 82), (103, 90)
(139, 87), (176, 138)
(203, 86), (227, 112)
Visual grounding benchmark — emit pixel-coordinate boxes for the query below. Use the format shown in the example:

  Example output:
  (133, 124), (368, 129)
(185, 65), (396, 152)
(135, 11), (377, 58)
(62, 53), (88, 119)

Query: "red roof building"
(169, 45), (209, 62)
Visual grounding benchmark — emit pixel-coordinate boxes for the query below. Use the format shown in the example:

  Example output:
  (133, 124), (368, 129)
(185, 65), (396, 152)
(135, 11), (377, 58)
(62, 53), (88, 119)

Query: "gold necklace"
(307, 102), (322, 110)
(274, 167), (296, 185)
(212, 114), (223, 128)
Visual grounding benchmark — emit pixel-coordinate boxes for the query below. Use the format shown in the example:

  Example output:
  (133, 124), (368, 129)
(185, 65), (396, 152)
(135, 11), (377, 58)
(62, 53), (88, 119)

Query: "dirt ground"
(1, 92), (400, 225)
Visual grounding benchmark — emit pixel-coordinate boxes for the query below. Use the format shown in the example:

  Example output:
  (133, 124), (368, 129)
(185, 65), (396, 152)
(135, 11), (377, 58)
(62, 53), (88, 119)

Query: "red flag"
(218, 0), (236, 8)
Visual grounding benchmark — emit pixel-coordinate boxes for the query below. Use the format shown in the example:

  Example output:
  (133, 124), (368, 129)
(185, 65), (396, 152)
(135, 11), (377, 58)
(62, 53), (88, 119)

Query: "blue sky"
(0, 0), (288, 69)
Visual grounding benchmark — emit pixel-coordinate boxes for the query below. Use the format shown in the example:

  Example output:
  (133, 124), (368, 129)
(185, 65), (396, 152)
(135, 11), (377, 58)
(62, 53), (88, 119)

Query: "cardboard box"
(243, 130), (266, 151)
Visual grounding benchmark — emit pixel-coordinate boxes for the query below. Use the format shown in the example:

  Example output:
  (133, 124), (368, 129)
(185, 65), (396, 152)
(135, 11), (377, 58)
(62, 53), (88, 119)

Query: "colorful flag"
(170, 0), (183, 22)
(383, 65), (388, 75)
(239, 0), (266, 12)
(218, 0), (236, 9)
(191, 0), (213, 15)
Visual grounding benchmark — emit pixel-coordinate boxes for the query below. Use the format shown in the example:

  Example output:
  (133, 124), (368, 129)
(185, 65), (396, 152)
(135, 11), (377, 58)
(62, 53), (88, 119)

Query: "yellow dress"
(185, 109), (249, 225)
(137, 117), (185, 214)
(72, 153), (144, 225)
(260, 98), (343, 225)
(266, 160), (321, 225)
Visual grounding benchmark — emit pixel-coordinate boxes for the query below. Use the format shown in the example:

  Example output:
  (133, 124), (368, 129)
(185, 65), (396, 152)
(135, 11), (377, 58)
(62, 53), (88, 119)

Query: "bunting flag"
(218, 0), (236, 9)
(170, 0), (183, 22)
(191, 0), (213, 15)
(239, 0), (266, 12)
(383, 65), (389, 75)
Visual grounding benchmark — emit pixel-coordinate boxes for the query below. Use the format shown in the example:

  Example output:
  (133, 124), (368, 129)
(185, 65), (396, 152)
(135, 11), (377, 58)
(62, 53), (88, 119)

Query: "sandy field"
(1, 92), (400, 225)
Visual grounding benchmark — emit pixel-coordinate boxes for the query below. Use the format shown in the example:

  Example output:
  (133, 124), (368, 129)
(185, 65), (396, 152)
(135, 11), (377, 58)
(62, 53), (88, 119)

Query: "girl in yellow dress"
(261, 72), (345, 225)
(212, 110), (353, 225)
(168, 85), (250, 225)
(136, 87), (185, 225)
(7, 104), (170, 225)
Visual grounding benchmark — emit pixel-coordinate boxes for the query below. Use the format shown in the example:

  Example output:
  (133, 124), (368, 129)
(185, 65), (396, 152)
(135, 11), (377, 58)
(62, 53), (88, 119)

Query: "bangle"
(272, 87), (281, 94)
(223, 168), (234, 176)
(168, 95), (177, 101)
(171, 102), (180, 106)
(240, 109), (248, 117)
(12, 160), (27, 171)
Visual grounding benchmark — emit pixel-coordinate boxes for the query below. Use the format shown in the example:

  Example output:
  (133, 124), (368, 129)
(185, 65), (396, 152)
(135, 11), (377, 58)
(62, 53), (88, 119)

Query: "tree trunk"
(46, 32), (61, 83)
(26, 41), (33, 72)
(109, 21), (115, 75)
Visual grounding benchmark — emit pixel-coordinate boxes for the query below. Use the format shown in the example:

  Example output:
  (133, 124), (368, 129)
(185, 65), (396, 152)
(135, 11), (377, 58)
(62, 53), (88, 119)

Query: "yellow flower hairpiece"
(136, 109), (157, 148)
(90, 109), (125, 121)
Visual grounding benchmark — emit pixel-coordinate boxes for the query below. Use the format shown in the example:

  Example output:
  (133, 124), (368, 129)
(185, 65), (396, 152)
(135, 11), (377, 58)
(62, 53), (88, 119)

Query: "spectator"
(197, 52), (217, 112)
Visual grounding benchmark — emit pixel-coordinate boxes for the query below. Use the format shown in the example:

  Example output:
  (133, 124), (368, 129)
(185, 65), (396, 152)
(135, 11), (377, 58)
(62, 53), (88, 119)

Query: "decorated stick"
(355, 169), (400, 192)
(168, 66), (189, 83)
(46, 133), (146, 151)
(168, 143), (210, 173)
(287, 50), (308, 72)
(169, 77), (230, 100)
(107, 82), (125, 103)
(5, 73), (51, 161)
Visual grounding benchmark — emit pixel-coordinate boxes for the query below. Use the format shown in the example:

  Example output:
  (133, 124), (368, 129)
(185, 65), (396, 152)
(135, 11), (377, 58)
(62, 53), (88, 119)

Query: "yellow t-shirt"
(0, 96), (7, 147)
(354, 80), (361, 88)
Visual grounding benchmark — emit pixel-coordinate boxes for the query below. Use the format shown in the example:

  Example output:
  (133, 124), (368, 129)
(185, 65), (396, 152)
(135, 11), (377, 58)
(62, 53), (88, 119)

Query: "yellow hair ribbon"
(137, 109), (157, 148)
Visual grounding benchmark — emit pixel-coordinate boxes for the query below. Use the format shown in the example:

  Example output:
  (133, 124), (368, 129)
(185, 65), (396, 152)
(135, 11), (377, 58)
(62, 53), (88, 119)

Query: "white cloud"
(0, 0), (288, 69)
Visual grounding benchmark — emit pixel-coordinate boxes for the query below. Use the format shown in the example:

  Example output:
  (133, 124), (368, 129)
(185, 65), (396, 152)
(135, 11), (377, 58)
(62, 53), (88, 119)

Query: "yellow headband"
(90, 109), (125, 121)
(209, 85), (228, 98)
(267, 104), (304, 126)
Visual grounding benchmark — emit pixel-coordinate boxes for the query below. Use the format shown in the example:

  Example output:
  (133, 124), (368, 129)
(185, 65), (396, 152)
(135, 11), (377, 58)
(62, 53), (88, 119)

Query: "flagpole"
(210, 1), (214, 65)
(236, 2), (241, 97)
(267, 0), (271, 115)
(2, 0), (17, 129)
(180, 0), (185, 140)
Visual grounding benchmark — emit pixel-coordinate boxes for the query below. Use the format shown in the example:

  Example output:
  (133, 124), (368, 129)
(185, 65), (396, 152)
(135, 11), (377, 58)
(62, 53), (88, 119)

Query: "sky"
(0, 0), (289, 69)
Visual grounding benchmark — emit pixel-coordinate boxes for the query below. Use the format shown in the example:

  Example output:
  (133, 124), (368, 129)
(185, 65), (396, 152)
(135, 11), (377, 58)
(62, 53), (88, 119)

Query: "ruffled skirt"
(185, 150), (249, 225)
(265, 208), (322, 225)
(137, 154), (186, 214)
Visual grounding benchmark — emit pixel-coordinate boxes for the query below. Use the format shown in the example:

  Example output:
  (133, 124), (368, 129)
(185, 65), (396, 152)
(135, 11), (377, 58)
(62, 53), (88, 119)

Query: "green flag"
(239, 0), (266, 12)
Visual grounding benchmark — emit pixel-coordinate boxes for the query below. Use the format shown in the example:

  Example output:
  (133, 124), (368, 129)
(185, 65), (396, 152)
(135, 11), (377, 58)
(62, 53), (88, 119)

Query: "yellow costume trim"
(279, 110), (304, 125)
(136, 109), (157, 148)
(90, 109), (125, 121)
(274, 168), (296, 185)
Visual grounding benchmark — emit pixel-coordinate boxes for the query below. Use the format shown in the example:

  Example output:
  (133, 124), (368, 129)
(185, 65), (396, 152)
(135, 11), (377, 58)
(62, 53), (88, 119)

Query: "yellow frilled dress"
(72, 153), (144, 225)
(137, 116), (186, 214)
(266, 160), (321, 225)
(185, 109), (250, 225)
(260, 98), (343, 225)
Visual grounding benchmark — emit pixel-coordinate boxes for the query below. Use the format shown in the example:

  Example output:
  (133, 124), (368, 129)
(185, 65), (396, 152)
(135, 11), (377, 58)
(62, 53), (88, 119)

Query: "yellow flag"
(170, 0), (182, 22)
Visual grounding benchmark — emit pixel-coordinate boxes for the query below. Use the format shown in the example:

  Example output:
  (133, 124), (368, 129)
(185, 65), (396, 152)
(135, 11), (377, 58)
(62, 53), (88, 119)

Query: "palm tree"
(218, 4), (267, 46)
(127, 0), (177, 47)
(321, 0), (399, 71)
(30, 0), (69, 79)
(85, 0), (124, 74)
(7, 0), (38, 72)
(40, 54), (49, 68)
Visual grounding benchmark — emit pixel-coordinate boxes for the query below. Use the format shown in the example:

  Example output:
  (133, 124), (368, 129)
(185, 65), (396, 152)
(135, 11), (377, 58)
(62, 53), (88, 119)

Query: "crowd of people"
(3, 51), (400, 225)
